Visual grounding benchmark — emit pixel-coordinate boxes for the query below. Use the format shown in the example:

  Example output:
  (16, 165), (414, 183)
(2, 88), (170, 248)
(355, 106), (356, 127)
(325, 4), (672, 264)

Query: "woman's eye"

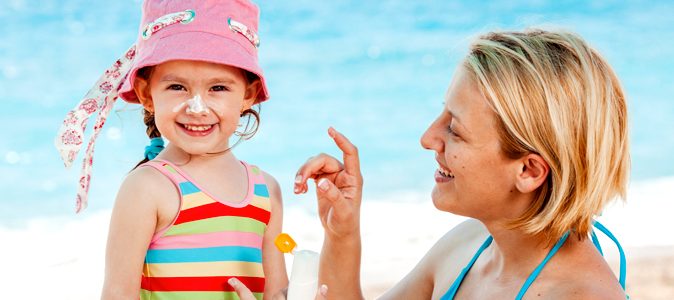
(447, 126), (459, 137)
(168, 84), (185, 91)
(211, 85), (229, 92)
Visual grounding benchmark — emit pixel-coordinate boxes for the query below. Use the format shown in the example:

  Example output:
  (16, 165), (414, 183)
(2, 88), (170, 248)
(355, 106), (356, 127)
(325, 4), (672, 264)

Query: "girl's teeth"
(184, 124), (213, 131)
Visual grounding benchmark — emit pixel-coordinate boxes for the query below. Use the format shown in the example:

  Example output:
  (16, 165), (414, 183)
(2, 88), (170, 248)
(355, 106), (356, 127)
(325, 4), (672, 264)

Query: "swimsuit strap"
(439, 236), (494, 300)
(514, 232), (569, 299)
(440, 222), (627, 300)
(593, 221), (627, 291)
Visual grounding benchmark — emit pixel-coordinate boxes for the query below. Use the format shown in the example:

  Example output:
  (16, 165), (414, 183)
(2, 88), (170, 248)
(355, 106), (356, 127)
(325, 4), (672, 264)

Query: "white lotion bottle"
(287, 249), (320, 300)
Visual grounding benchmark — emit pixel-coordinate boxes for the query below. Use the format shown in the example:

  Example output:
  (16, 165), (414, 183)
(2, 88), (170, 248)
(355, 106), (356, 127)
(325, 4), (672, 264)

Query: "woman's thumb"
(228, 278), (254, 300)
(317, 178), (347, 210)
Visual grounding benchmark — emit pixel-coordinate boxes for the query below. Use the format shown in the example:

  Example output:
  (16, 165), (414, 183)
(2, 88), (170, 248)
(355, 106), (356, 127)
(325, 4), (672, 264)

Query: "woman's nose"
(420, 119), (444, 152)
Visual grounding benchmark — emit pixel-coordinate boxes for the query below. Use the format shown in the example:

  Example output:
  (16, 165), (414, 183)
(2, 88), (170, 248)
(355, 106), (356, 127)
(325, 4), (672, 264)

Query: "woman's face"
(420, 67), (525, 221)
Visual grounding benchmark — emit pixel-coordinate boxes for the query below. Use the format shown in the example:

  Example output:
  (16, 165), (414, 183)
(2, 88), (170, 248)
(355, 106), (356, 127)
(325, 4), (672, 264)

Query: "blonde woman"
(293, 28), (629, 299)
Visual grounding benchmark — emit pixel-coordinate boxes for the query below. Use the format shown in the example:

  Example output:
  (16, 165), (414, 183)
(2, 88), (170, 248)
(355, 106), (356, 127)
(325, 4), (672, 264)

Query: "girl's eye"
(211, 85), (229, 92)
(168, 84), (185, 91)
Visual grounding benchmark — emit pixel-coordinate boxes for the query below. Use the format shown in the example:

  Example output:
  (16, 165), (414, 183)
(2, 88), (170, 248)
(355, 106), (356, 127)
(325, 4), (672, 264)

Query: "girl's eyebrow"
(159, 74), (185, 82)
(207, 77), (236, 85)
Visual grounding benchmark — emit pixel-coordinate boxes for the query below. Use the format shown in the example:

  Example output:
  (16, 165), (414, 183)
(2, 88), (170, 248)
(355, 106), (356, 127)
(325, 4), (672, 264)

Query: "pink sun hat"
(55, 0), (269, 213)
(119, 0), (270, 103)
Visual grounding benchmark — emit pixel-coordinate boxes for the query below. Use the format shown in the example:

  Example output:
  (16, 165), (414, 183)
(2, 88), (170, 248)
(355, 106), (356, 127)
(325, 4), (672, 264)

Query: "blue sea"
(1, 0), (673, 227)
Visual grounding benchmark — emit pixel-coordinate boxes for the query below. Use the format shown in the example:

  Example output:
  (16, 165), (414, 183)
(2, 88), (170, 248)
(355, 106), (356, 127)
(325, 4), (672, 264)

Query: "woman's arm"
(294, 127), (365, 300)
(101, 167), (171, 300)
(261, 172), (290, 299)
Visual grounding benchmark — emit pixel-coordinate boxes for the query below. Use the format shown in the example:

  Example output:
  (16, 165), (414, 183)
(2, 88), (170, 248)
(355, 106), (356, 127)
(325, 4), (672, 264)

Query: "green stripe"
(164, 216), (267, 237)
(141, 290), (262, 300)
(165, 165), (179, 173)
(251, 166), (261, 175)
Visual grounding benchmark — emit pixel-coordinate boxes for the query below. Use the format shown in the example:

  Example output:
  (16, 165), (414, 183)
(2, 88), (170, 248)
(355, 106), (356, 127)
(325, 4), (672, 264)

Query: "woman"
(231, 28), (629, 300)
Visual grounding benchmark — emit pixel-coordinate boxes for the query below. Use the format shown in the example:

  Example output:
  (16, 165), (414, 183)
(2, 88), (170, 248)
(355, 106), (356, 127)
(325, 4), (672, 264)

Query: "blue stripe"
(253, 184), (269, 197)
(179, 182), (200, 195)
(145, 246), (262, 264)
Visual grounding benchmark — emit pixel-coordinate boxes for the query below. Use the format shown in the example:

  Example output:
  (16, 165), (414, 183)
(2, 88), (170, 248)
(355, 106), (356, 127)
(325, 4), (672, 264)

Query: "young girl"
(55, 0), (288, 299)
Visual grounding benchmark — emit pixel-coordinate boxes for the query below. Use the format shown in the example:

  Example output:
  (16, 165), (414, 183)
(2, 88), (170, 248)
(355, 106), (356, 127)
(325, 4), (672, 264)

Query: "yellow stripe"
(143, 261), (264, 277)
(181, 192), (216, 210)
(249, 194), (271, 212)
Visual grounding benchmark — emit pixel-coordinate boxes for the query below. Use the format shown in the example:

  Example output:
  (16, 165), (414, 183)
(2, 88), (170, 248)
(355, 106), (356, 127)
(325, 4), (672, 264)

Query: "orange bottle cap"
(275, 233), (298, 254)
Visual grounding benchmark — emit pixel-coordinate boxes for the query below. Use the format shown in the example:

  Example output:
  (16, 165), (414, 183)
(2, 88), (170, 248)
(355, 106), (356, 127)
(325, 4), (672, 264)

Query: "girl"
(55, 0), (288, 299)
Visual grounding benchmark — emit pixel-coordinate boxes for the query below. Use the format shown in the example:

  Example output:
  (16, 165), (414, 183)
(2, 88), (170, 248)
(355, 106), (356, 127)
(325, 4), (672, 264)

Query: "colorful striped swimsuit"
(139, 159), (271, 300)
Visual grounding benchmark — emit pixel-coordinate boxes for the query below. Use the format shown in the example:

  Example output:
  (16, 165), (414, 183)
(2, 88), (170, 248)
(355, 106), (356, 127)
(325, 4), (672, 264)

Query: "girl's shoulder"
(256, 168), (282, 213)
(117, 163), (181, 232)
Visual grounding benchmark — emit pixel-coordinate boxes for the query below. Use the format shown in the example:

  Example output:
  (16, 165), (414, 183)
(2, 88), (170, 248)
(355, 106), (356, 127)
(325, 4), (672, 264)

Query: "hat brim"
(119, 31), (269, 104)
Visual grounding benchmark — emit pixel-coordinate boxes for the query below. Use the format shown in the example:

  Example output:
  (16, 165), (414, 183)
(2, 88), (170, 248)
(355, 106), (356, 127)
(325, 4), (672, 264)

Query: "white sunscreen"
(172, 94), (223, 116)
(287, 249), (320, 300)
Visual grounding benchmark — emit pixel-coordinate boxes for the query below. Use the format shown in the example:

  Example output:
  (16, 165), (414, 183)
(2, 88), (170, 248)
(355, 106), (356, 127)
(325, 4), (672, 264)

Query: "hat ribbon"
(54, 44), (137, 213)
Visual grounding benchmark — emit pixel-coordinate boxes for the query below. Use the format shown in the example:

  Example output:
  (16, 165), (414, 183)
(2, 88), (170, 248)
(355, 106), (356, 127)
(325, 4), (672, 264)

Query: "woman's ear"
(134, 76), (154, 113)
(241, 79), (261, 111)
(515, 153), (550, 194)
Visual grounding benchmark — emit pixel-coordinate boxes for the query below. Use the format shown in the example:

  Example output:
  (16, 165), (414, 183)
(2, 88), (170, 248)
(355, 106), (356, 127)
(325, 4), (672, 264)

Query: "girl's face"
(136, 60), (258, 155)
(420, 67), (526, 222)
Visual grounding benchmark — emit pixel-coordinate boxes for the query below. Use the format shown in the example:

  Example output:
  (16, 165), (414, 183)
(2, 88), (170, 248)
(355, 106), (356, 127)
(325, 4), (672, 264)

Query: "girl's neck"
(160, 143), (241, 170)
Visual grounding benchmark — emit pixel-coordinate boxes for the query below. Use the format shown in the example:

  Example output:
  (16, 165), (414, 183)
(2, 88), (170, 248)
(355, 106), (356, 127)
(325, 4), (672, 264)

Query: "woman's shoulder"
(532, 237), (627, 300)
(422, 219), (491, 296)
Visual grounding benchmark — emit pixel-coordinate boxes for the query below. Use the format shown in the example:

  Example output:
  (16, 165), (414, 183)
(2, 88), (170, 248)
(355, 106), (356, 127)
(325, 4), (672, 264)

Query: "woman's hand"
(229, 278), (328, 300)
(294, 127), (364, 239)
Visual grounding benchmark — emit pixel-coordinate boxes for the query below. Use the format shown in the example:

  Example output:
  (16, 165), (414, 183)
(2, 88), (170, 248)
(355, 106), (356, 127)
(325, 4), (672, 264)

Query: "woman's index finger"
(329, 127), (361, 176)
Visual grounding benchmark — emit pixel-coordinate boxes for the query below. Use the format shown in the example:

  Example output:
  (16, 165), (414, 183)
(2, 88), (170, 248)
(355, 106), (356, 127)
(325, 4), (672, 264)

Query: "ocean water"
(1, 0), (674, 227)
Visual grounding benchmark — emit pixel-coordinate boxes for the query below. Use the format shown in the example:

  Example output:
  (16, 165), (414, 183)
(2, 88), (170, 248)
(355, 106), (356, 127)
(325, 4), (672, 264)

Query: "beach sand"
(1, 177), (672, 299)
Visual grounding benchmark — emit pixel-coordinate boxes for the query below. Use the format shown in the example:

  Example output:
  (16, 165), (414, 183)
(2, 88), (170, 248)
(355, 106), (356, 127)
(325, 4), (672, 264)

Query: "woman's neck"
(480, 221), (561, 280)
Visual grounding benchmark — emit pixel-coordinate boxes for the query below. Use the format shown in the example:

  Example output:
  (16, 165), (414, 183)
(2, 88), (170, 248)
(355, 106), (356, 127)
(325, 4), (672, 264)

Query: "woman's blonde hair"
(463, 28), (630, 242)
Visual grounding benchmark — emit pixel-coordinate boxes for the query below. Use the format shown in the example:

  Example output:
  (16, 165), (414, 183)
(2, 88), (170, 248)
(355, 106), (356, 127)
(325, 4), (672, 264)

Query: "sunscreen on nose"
(172, 94), (224, 116)
(275, 234), (319, 300)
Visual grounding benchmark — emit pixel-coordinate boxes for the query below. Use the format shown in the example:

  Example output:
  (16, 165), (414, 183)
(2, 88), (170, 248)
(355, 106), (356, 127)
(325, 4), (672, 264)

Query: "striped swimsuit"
(139, 159), (271, 300)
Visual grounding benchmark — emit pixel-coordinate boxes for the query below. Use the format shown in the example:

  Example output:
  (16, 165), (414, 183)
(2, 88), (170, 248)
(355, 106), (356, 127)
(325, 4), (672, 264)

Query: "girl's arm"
(101, 167), (177, 300)
(261, 172), (290, 299)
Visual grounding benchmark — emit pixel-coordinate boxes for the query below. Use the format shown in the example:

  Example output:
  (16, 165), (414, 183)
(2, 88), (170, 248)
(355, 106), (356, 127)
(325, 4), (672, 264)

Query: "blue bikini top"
(439, 221), (627, 300)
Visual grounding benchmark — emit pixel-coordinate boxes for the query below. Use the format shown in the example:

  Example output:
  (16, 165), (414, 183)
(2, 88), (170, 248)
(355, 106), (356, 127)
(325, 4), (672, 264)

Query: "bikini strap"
(593, 221), (627, 292)
(514, 232), (570, 300)
(439, 236), (494, 300)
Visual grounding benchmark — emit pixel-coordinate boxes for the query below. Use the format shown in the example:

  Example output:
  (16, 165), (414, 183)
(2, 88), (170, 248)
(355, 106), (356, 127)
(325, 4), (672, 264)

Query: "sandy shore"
(2, 177), (673, 299)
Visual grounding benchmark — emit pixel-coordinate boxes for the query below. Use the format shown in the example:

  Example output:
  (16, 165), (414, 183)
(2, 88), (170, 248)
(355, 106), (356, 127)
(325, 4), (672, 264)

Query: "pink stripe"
(148, 231), (263, 250)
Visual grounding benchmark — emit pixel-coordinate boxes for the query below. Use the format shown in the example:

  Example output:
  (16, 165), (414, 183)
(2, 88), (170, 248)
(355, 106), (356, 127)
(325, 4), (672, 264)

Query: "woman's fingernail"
(321, 285), (328, 297)
(295, 174), (302, 184)
(294, 185), (300, 193)
(318, 178), (329, 191)
(328, 126), (336, 139)
(228, 278), (237, 287)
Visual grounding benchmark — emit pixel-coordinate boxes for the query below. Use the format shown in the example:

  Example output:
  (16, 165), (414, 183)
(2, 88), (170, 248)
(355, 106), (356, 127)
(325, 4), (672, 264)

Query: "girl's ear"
(242, 79), (261, 111)
(134, 76), (154, 113)
(515, 153), (550, 194)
